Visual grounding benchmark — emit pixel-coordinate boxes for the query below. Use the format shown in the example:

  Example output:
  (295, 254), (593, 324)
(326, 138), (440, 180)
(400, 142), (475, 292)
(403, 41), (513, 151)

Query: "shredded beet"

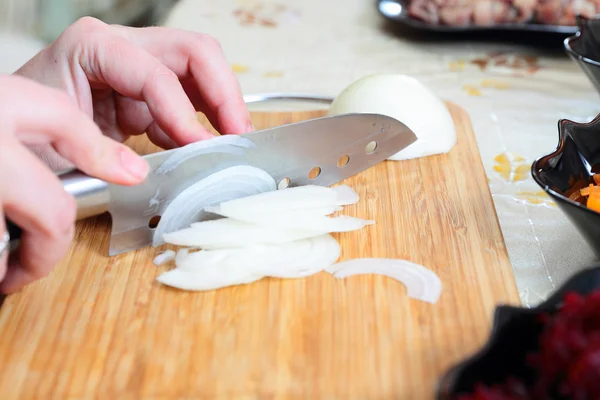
(455, 290), (600, 400)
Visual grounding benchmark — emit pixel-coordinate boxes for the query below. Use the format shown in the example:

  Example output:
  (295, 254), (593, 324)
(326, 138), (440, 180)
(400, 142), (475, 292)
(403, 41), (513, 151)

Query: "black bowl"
(436, 265), (600, 399)
(565, 16), (600, 98)
(532, 114), (600, 259)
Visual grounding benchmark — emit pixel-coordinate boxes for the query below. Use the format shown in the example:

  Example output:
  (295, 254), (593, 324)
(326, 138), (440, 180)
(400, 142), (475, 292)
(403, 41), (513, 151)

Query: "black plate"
(436, 265), (600, 399)
(532, 113), (600, 259)
(378, 0), (579, 35)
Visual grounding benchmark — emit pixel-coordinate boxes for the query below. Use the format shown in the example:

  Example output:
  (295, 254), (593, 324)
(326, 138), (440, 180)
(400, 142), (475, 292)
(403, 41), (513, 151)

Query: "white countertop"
(2, 0), (599, 307)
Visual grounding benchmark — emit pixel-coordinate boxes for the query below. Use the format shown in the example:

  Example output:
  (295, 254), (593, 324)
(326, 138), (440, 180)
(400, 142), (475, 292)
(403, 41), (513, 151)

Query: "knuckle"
(191, 33), (223, 52)
(69, 16), (106, 35)
(157, 67), (178, 80)
(148, 66), (178, 86)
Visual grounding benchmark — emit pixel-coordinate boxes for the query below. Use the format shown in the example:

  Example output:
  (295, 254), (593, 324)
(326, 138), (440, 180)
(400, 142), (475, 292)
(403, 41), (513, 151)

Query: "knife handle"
(4, 170), (110, 247)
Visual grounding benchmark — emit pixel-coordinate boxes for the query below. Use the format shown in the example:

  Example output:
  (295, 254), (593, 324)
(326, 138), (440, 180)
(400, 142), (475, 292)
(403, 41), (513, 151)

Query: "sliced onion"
(205, 210), (375, 232)
(153, 250), (176, 266)
(163, 218), (326, 249)
(204, 184), (359, 217)
(202, 183), (370, 232)
(156, 266), (263, 291)
(251, 234), (340, 278)
(326, 258), (442, 304)
(331, 185), (360, 204)
(156, 234), (340, 291)
(155, 135), (255, 175)
(152, 165), (276, 247)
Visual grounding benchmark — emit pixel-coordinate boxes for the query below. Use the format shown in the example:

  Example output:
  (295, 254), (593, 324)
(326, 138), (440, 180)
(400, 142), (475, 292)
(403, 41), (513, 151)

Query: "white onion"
(164, 218), (326, 249)
(152, 170), (444, 302)
(326, 258), (442, 304)
(204, 184), (359, 217)
(152, 250), (176, 266)
(152, 165), (276, 247)
(156, 265), (263, 291)
(328, 74), (456, 161)
(206, 209), (375, 232)
(156, 234), (340, 290)
(203, 184), (370, 232)
(155, 134), (255, 174)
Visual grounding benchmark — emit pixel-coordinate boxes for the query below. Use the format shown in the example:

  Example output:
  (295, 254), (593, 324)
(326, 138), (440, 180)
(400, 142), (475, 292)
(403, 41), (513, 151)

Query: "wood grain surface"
(0, 103), (520, 399)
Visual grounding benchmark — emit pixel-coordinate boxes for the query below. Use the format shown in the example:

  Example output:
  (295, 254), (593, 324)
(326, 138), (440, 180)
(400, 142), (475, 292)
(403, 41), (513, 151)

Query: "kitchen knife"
(6, 113), (417, 256)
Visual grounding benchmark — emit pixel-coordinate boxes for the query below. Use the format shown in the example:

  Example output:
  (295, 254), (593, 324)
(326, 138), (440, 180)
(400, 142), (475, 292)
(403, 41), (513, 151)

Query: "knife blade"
(6, 113), (417, 255)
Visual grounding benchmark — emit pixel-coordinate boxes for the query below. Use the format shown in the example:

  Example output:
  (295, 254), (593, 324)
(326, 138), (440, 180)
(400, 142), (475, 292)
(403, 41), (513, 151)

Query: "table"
(162, 0), (600, 307)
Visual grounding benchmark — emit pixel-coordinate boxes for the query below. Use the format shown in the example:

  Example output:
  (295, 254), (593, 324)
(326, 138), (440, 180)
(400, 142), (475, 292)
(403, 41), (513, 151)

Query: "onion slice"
(204, 184), (359, 217)
(155, 135), (255, 174)
(152, 165), (276, 247)
(153, 250), (176, 266)
(205, 211), (375, 232)
(202, 183), (371, 232)
(326, 258), (442, 304)
(163, 218), (326, 249)
(156, 266), (263, 291)
(156, 234), (340, 291)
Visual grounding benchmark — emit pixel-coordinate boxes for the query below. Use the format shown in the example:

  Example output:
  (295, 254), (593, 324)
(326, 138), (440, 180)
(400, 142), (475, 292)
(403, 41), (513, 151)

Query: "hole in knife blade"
(365, 141), (377, 154)
(337, 155), (350, 168)
(148, 215), (161, 229)
(308, 167), (321, 180)
(278, 177), (291, 189)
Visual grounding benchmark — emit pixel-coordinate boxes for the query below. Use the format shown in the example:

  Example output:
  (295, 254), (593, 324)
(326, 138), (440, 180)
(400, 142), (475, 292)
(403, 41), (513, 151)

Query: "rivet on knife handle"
(4, 170), (110, 250)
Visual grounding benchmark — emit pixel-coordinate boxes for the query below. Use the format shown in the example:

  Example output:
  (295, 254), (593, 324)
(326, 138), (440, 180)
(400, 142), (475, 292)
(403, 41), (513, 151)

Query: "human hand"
(0, 75), (150, 294)
(15, 17), (252, 171)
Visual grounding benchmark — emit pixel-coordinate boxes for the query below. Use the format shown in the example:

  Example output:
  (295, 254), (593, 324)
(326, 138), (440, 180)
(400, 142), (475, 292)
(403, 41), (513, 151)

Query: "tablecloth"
(163, 0), (600, 306)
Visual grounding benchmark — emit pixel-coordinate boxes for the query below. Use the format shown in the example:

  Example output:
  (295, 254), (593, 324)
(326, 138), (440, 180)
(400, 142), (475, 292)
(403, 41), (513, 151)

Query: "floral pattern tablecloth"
(164, 0), (600, 306)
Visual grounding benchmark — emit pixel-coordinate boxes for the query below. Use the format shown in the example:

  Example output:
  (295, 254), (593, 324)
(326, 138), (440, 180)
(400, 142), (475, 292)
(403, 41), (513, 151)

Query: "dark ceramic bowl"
(436, 265), (600, 399)
(378, 0), (579, 34)
(565, 16), (600, 97)
(532, 114), (600, 259)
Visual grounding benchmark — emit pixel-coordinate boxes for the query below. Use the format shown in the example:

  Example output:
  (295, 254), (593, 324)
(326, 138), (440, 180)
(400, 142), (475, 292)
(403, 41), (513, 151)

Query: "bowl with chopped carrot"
(436, 265), (600, 399)
(531, 113), (600, 258)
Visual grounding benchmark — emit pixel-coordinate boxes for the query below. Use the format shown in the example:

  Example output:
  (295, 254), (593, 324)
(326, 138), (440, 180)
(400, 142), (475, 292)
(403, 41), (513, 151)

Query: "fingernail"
(120, 147), (149, 180)
(247, 121), (255, 132)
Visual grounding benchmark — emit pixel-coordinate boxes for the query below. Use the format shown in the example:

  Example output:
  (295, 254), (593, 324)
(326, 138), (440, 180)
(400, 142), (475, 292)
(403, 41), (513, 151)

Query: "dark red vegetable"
(455, 290), (600, 400)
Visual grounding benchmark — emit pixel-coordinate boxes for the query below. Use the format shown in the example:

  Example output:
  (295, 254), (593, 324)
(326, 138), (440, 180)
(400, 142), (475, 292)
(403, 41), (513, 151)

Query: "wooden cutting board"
(0, 103), (519, 399)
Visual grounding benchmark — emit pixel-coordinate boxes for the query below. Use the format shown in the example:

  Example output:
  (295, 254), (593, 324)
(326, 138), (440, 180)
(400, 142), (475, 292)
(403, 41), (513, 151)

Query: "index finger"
(112, 25), (253, 135)
(58, 18), (215, 144)
(0, 75), (149, 186)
